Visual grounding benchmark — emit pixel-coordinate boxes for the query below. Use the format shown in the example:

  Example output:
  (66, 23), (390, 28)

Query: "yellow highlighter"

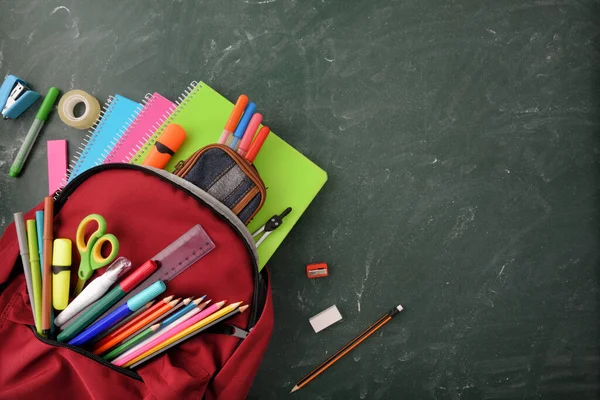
(26, 220), (43, 334)
(52, 239), (72, 310)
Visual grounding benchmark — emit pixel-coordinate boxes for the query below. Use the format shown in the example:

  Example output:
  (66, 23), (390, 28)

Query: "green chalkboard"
(0, 0), (599, 399)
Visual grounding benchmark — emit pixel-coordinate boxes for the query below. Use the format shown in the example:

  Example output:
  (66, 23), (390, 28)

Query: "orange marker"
(218, 95), (249, 144)
(245, 126), (270, 163)
(92, 296), (178, 354)
(142, 124), (186, 169)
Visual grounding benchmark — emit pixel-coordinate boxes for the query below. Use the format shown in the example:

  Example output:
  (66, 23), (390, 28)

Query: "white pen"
(54, 257), (132, 327)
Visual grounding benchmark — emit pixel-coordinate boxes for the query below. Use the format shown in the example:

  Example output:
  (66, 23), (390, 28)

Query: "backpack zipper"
(54, 164), (264, 327)
(27, 325), (142, 381)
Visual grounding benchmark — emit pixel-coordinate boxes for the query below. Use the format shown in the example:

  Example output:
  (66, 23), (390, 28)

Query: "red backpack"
(0, 164), (274, 400)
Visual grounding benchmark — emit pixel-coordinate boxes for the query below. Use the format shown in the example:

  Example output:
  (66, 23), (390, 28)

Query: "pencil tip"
(290, 386), (299, 393)
(164, 295), (174, 302)
(183, 297), (193, 305)
(215, 300), (226, 307)
(151, 323), (160, 330)
(239, 305), (249, 312)
(231, 301), (243, 308)
(193, 298), (203, 305)
(169, 299), (180, 306)
(198, 300), (211, 310)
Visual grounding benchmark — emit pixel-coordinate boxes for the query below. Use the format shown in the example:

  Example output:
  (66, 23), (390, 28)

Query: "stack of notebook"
(64, 81), (327, 269)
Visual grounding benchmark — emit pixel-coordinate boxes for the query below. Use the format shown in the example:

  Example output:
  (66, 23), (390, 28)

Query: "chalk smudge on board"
(50, 6), (70, 15)
(356, 248), (374, 312)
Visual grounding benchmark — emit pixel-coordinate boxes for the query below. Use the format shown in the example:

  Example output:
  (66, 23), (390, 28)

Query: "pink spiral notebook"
(103, 92), (176, 163)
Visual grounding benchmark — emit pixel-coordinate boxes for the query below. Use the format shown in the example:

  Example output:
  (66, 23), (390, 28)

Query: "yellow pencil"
(123, 301), (243, 367)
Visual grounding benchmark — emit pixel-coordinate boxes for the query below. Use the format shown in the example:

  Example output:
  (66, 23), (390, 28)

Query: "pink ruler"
(47, 140), (67, 195)
(104, 93), (175, 164)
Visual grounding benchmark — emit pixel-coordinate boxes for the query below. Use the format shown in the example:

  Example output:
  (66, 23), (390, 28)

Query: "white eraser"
(309, 305), (343, 333)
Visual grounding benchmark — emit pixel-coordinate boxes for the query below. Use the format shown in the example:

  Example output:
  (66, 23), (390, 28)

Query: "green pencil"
(103, 324), (160, 361)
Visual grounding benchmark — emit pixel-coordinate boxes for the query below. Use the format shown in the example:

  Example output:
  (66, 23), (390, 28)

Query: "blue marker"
(35, 211), (44, 275)
(68, 281), (166, 346)
(229, 102), (256, 150)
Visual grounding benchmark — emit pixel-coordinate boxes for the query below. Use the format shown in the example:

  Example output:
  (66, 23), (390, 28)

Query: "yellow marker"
(52, 239), (72, 310)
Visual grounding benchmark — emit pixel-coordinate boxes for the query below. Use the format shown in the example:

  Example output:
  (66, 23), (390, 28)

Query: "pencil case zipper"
(172, 144), (267, 224)
(27, 325), (142, 381)
(55, 163), (265, 328)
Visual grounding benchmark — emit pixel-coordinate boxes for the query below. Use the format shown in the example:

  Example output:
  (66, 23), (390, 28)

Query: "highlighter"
(52, 239), (72, 310)
(142, 124), (186, 169)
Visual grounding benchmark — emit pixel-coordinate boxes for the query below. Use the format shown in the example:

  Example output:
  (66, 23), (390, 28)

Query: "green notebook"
(131, 82), (327, 270)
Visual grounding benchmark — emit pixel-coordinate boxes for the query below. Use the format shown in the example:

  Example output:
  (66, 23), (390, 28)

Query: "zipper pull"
(173, 160), (184, 175)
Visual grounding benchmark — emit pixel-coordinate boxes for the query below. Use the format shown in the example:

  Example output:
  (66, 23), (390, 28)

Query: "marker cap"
(127, 281), (166, 311)
(52, 239), (72, 266)
(119, 260), (158, 292)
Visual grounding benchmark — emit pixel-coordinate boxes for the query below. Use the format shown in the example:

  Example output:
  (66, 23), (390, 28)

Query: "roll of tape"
(57, 90), (101, 130)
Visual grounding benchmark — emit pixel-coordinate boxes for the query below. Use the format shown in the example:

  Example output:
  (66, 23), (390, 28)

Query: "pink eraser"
(47, 140), (68, 195)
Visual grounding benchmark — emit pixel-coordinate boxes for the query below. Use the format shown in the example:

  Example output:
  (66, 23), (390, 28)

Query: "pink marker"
(112, 301), (226, 366)
(237, 113), (262, 156)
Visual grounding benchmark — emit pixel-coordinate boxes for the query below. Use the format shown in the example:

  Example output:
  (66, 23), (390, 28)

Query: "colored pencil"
(129, 304), (248, 369)
(114, 301), (228, 367)
(290, 305), (404, 393)
(103, 299), (209, 361)
(93, 297), (180, 354)
(122, 302), (242, 368)
(92, 296), (176, 347)
(112, 305), (207, 366)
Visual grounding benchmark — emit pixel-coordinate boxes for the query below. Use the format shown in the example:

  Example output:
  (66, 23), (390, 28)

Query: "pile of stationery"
(13, 194), (249, 369)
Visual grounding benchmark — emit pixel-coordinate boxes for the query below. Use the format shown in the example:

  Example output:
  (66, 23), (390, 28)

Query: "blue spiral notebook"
(67, 94), (140, 182)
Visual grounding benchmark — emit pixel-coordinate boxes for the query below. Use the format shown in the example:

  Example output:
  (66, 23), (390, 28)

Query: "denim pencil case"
(173, 144), (266, 225)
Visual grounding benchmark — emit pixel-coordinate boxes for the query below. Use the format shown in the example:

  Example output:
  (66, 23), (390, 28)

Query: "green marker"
(9, 87), (60, 177)
(26, 219), (43, 334)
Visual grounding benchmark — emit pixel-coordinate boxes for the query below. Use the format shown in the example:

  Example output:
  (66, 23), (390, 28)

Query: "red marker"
(245, 126), (270, 163)
(237, 113), (262, 157)
(218, 95), (249, 144)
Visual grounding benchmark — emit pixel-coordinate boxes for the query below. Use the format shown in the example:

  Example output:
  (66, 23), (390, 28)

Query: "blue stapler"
(0, 75), (40, 119)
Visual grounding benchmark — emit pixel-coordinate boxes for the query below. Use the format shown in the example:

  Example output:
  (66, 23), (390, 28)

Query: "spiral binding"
(129, 81), (199, 164)
(100, 94), (150, 163)
(54, 96), (117, 199)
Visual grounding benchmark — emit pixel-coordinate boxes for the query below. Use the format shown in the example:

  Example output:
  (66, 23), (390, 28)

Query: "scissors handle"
(90, 234), (119, 270)
(76, 214), (120, 280)
(76, 214), (107, 253)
